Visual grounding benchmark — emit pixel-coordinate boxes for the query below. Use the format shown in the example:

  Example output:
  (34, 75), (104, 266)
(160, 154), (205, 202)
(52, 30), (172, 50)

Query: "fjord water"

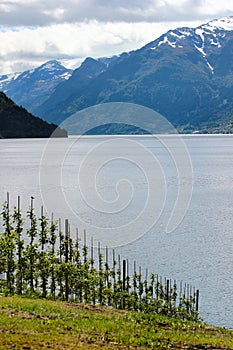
(0, 135), (233, 328)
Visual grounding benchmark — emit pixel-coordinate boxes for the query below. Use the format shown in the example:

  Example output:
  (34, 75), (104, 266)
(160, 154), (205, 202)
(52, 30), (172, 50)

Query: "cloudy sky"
(0, 0), (232, 74)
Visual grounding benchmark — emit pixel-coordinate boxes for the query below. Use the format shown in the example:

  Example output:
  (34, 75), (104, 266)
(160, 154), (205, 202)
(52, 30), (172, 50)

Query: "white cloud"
(0, 0), (232, 74)
(199, 0), (233, 16)
(0, 0), (232, 26)
(0, 19), (207, 74)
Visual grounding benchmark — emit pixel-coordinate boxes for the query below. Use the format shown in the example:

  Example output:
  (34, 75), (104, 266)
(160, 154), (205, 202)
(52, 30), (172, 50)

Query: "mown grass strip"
(0, 296), (233, 349)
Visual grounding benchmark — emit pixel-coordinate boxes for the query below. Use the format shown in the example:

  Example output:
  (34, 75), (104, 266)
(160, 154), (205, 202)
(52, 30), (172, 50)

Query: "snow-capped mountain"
(0, 72), (21, 91)
(32, 16), (233, 132)
(32, 57), (113, 117)
(0, 60), (72, 113)
(1, 16), (233, 133)
(144, 16), (233, 74)
(149, 16), (233, 51)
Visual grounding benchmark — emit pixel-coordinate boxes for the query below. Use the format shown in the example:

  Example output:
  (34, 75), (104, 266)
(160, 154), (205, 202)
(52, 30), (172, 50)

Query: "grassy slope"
(0, 296), (233, 350)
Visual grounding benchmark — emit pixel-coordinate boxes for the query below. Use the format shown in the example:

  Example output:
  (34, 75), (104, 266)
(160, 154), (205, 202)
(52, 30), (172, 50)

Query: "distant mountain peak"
(145, 16), (233, 57)
(204, 16), (233, 31)
(39, 59), (62, 68)
(0, 60), (73, 113)
(83, 57), (98, 63)
(36, 60), (71, 74)
(72, 56), (106, 78)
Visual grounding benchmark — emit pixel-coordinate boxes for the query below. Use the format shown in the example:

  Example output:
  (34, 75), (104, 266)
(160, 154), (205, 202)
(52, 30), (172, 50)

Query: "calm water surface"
(0, 135), (233, 328)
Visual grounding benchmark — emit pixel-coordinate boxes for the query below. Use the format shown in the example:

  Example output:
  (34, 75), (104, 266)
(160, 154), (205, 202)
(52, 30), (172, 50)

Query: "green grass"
(0, 296), (233, 349)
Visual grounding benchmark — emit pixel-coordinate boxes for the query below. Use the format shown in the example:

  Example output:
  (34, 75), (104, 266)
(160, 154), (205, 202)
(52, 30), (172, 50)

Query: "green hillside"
(1, 297), (233, 349)
(0, 92), (67, 138)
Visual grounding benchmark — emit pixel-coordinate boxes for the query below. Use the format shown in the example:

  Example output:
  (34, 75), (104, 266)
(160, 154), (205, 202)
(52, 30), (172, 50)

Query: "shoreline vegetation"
(0, 194), (232, 349)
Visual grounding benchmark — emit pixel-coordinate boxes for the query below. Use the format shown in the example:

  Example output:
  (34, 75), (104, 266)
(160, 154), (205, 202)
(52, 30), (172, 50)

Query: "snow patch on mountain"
(148, 16), (232, 55)
(204, 16), (233, 31)
(209, 38), (221, 47)
(195, 45), (206, 57)
(169, 31), (186, 40)
(195, 28), (205, 43)
(206, 60), (214, 74)
(195, 28), (207, 56)
(0, 72), (21, 90)
(155, 36), (176, 49)
(178, 28), (193, 37)
(40, 62), (57, 71)
(60, 71), (72, 80)
(38, 60), (67, 72)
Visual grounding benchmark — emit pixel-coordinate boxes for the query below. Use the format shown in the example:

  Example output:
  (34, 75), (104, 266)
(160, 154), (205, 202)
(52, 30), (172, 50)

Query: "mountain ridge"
(1, 16), (233, 134)
(34, 16), (233, 133)
(0, 60), (72, 114)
